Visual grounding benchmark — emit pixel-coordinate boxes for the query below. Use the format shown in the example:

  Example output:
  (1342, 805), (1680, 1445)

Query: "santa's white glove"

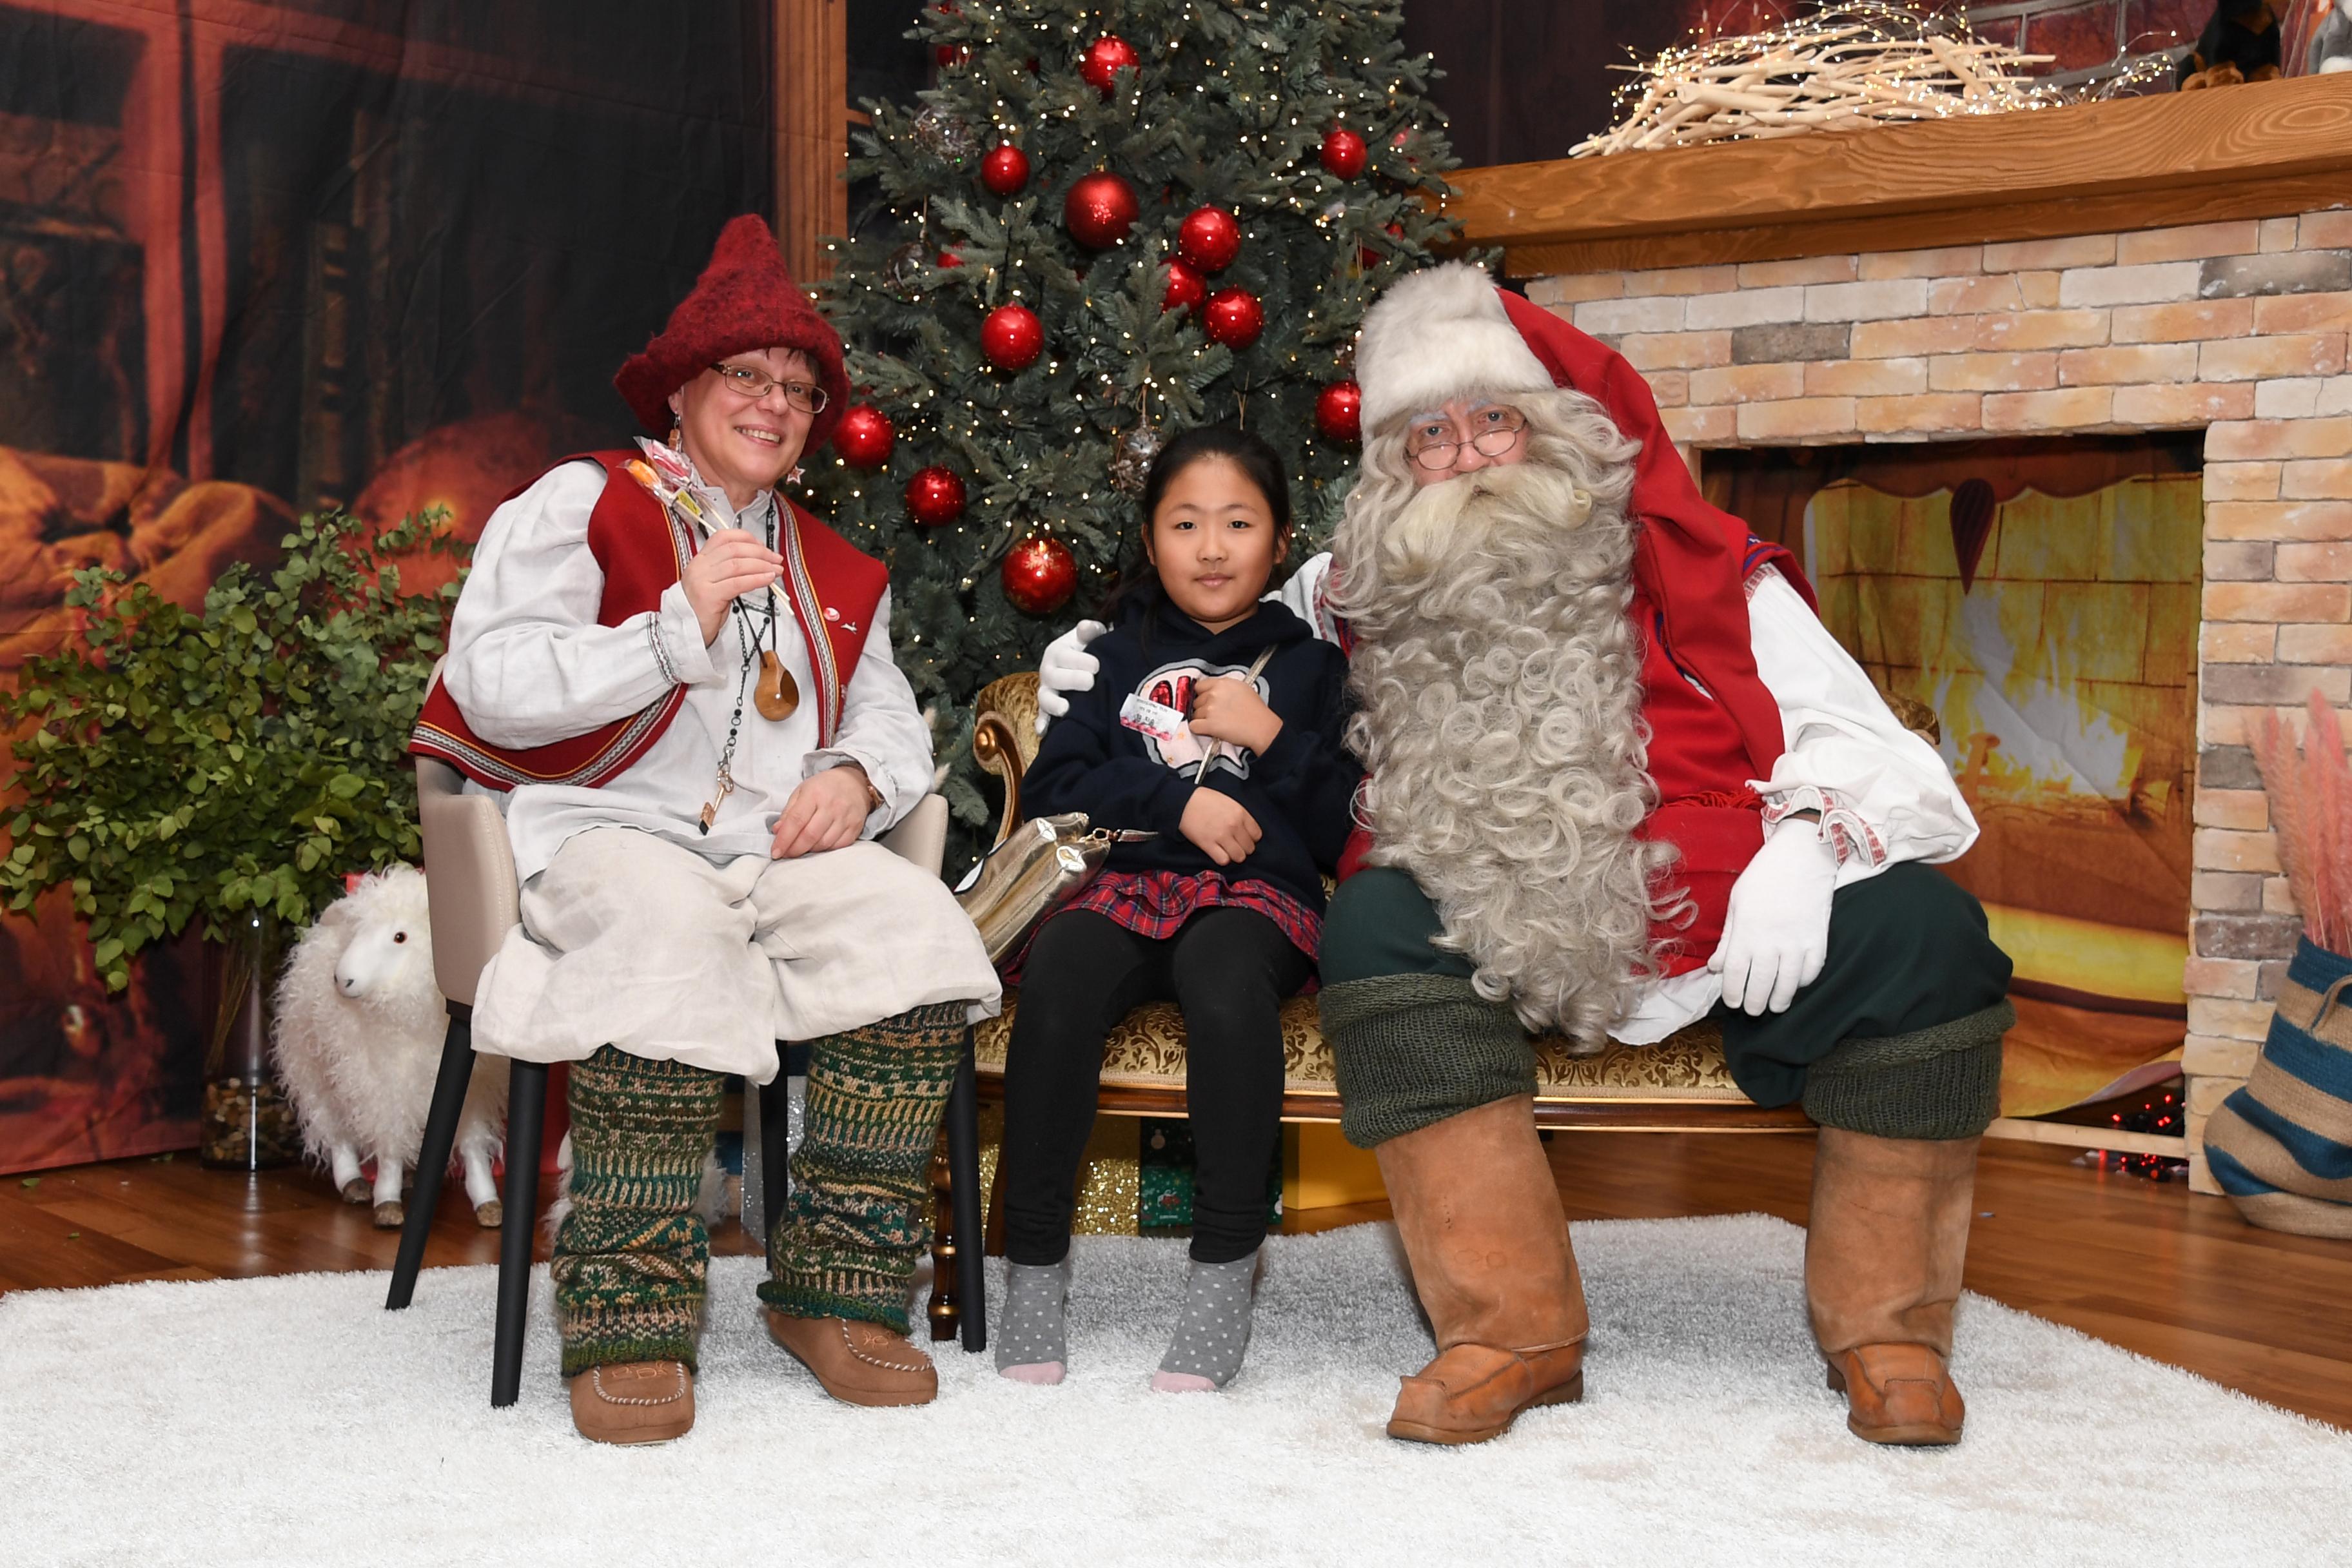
(1710, 822), (1839, 1015)
(1034, 619), (1108, 735)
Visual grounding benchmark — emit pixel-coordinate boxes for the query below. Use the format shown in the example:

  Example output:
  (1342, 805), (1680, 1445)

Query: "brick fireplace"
(1449, 75), (2352, 1191)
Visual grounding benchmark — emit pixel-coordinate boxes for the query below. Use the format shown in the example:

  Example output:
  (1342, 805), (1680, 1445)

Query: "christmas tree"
(802, 0), (1464, 850)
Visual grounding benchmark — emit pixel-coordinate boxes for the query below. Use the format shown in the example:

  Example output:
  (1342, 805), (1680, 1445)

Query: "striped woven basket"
(2204, 936), (2352, 1238)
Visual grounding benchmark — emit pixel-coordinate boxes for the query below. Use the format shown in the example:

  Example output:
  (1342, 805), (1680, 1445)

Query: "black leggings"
(1001, 906), (1311, 1266)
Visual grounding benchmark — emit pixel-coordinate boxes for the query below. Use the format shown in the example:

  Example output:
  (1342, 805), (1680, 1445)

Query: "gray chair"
(385, 758), (986, 1406)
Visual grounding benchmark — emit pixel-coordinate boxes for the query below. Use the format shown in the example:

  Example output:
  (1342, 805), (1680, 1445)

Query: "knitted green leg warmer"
(1320, 973), (1534, 1149)
(551, 1046), (727, 1377)
(1801, 1001), (2015, 1141)
(760, 1001), (968, 1333)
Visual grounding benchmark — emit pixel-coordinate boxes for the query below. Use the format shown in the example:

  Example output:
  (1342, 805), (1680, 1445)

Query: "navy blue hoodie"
(1022, 594), (1362, 914)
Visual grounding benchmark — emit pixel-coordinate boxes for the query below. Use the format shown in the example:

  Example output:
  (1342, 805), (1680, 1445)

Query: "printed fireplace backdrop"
(0, 0), (774, 1171)
(1710, 437), (2202, 1118)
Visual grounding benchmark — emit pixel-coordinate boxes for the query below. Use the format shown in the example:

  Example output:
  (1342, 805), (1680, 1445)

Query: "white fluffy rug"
(3, 1215), (2344, 1567)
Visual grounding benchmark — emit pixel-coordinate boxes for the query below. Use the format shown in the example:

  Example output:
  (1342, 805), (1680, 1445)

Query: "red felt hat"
(613, 215), (850, 452)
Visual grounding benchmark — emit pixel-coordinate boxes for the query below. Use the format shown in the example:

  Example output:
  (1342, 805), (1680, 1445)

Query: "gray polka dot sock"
(995, 1258), (1072, 1384)
(1152, 1250), (1260, 1393)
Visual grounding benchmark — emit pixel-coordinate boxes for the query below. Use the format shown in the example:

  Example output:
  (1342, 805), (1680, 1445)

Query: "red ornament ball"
(1161, 258), (1206, 315)
(905, 466), (968, 527)
(1079, 34), (1140, 96)
(834, 404), (896, 469)
(981, 144), (1031, 197)
(981, 303), (1044, 371)
(937, 249), (965, 268)
(1203, 288), (1264, 350)
(1315, 380), (1363, 444)
(932, 3), (968, 68)
(1003, 534), (1078, 615)
(1319, 127), (1368, 180)
(1063, 170), (1141, 250)
(1177, 205), (1242, 273)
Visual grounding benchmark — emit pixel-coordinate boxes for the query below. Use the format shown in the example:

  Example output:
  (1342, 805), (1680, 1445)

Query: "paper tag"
(1119, 692), (1190, 744)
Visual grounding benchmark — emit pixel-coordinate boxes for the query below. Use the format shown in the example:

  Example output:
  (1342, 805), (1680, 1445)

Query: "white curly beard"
(1331, 411), (1668, 1049)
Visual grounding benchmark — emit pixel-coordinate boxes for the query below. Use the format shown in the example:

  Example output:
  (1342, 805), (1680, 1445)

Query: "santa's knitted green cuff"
(1801, 1001), (2014, 1142)
(1320, 974), (1533, 1149)
(761, 1001), (969, 1333)
(552, 1046), (727, 1377)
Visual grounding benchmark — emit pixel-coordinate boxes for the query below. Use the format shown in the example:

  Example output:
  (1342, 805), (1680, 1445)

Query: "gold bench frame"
(968, 671), (1823, 1134)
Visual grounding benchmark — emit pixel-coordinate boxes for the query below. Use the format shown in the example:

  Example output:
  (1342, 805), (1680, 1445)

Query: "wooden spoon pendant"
(754, 650), (799, 721)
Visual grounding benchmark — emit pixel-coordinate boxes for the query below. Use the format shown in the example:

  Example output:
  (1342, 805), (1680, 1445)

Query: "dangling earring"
(667, 420), (683, 449)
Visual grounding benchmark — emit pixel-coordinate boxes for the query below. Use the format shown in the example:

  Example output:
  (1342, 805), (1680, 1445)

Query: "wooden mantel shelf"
(1447, 73), (2352, 277)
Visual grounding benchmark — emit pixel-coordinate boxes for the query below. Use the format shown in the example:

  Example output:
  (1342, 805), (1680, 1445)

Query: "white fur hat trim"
(1355, 262), (1556, 435)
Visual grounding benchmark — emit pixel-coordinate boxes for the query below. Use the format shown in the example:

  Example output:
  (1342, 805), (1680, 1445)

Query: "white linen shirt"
(1275, 550), (1979, 1043)
(444, 452), (936, 883)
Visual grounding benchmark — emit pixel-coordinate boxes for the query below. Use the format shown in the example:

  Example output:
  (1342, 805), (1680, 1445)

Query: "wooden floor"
(6, 1131), (2349, 1429)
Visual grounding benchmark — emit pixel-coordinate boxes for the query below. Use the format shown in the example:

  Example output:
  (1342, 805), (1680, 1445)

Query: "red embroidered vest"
(409, 451), (888, 790)
(1631, 583), (1770, 977)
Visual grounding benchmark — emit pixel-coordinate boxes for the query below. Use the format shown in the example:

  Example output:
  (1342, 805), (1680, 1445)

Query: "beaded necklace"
(698, 505), (785, 834)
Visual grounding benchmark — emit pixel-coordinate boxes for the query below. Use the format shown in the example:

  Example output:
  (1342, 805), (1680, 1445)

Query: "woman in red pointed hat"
(1035, 261), (2012, 1449)
(412, 215), (1000, 1442)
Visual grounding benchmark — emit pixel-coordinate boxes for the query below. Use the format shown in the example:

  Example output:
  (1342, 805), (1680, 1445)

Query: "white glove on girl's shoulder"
(1033, 619), (1108, 734)
(1709, 823), (1839, 1015)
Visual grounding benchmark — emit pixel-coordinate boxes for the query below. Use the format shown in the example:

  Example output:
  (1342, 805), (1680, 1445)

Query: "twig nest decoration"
(1572, 1), (2168, 157)
(1108, 422), (1164, 495)
(912, 106), (979, 166)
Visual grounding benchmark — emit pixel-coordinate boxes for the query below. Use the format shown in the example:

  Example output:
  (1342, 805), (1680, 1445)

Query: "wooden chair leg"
(757, 1070), (792, 1260)
(948, 1032), (986, 1353)
(491, 1059), (549, 1409)
(386, 1004), (476, 1311)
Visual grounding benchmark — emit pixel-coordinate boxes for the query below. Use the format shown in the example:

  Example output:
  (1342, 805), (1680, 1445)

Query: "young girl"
(995, 426), (1362, 1392)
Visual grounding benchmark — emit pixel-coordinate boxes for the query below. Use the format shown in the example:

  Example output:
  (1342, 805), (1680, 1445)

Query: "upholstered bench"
(968, 671), (1817, 1135)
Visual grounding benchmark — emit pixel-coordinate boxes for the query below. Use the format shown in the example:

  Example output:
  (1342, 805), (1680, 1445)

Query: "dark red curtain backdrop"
(0, 0), (771, 1171)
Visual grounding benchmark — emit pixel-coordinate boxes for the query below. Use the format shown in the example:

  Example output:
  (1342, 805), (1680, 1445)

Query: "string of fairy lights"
(804, 0), (1451, 674)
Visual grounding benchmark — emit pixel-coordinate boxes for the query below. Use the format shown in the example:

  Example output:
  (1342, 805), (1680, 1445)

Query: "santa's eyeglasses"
(1404, 404), (1527, 471)
(707, 362), (829, 415)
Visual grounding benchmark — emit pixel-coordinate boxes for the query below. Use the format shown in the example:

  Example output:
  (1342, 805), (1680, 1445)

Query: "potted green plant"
(3, 511), (462, 1168)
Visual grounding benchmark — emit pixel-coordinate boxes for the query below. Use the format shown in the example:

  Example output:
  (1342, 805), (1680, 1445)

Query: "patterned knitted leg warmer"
(551, 1046), (727, 1377)
(760, 1001), (968, 1334)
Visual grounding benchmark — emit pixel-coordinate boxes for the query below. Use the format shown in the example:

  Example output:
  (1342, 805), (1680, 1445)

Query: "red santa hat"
(613, 214), (850, 451)
(1353, 260), (1818, 794)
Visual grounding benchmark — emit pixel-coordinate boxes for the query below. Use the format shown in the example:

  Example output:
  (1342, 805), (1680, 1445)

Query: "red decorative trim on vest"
(407, 452), (887, 790)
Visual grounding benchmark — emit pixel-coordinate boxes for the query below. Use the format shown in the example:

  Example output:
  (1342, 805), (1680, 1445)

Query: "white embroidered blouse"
(442, 446), (935, 883)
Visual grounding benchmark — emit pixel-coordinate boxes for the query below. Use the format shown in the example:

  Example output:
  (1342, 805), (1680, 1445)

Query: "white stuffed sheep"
(271, 865), (509, 1229)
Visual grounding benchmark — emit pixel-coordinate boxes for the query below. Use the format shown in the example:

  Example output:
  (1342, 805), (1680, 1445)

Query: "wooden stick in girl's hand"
(1191, 643), (1279, 784)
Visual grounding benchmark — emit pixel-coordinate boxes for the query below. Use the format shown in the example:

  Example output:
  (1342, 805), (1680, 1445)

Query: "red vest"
(409, 451), (888, 790)
(1631, 583), (1771, 977)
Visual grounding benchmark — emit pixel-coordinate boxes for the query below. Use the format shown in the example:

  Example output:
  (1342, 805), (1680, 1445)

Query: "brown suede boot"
(765, 1311), (939, 1407)
(1806, 1128), (1980, 1446)
(568, 1359), (695, 1445)
(1376, 1095), (1587, 1445)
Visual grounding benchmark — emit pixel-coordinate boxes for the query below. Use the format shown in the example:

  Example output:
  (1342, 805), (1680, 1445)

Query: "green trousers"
(1318, 863), (2014, 1149)
(551, 1001), (968, 1376)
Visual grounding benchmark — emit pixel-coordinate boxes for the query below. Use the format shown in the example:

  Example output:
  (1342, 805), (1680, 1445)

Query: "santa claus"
(1036, 262), (2013, 1449)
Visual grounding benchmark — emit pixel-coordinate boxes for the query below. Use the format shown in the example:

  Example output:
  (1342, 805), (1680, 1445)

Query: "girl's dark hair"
(1097, 424), (1291, 642)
